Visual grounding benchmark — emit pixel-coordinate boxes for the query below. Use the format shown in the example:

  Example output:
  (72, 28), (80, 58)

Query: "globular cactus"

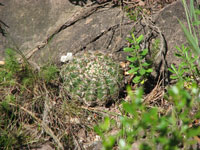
(60, 51), (124, 106)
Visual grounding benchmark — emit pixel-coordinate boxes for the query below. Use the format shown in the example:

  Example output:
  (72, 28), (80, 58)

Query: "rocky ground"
(1, 0), (198, 150)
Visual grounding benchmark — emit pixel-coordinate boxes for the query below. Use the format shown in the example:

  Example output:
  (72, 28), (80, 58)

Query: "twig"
(71, 131), (84, 150)
(42, 82), (52, 132)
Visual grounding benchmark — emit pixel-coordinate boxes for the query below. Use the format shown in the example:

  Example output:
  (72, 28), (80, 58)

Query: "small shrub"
(124, 33), (153, 84)
(95, 1), (200, 149)
(95, 82), (200, 150)
(168, 44), (200, 83)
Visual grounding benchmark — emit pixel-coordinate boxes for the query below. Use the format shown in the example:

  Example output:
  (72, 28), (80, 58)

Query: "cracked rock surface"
(0, 0), (190, 70)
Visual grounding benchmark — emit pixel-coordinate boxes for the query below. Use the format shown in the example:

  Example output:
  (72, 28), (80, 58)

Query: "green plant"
(0, 48), (20, 84)
(124, 33), (153, 84)
(124, 6), (142, 21)
(4, 48), (20, 75)
(168, 0), (200, 84)
(60, 51), (124, 106)
(95, 82), (200, 150)
(179, 0), (200, 54)
(95, 1), (200, 150)
(40, 65), (59, 83)
(0, 48), (36, 89)
(0, 95), (27, 150)
(168, 44), (200, 83)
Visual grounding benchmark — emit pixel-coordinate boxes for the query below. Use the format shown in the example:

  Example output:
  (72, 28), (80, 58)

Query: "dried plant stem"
(6, 102), (64, 150)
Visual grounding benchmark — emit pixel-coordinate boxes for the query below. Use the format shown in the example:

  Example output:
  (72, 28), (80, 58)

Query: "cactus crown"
(60, 51), (124, 106)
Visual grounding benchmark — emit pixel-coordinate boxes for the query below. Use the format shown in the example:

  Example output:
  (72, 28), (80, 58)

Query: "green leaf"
(129, 64), (136, 68)
(187, 127), (200, 138)
(140, 49), (148, 56)
(195, 9), (200, 15)
(142, 62), (150, 67)
(135, 45), (140, 50)
(139, 68), (146, 75)
(126, 37), (134, 43)
(171, 64), (178, 73)
(127, 57), (137, 62)
(133, 76), (141, 83)
(179, 20), (200, 54)
(136, 34), (144, 44)
(123, 103), (135, 115)
(192, 21), (200, 26)
(168, 68), (175, 74)
(124, 47), (133, 52)
(170, 75), (178, 80)
(100, 117), (110, 131)
(179, 62), (187, 68)
(128, 67), (139, 74)
(131, 33), (136, 41)
(94, 126), (103, 136)
(146, 68), (153, 73)
(103, 135), (116, 150)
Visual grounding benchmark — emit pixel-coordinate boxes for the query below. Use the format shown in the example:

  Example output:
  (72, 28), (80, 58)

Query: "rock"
(0, 0), (80, 61)
(153, 0), (187, 68)
(0, 0), (197, 81)
(29, 4), (133, 65)
(0, 1), (134, 65)
(0, 0), (192, 73)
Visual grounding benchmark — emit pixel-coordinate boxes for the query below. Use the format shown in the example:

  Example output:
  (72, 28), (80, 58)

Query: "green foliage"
(94, 117), (117, 150)
(95, 83), (200, 149)
(0, 48), (20, 83)
(60, 52), (124, 106)
(0, 48), (63, 149)
(0, 48), (59, 88)
(180, 0), (200, 54)
(124, 33), (153, 84)
(169, 0), (200, 84)
(0, 95), (27, 150)
(124, 6), (142, 21)
(168, 44), (200, 83)
(95, 2), (200, 149)
(40, 65), (59, 82)
(4, 48), (20, 75)
(0, 48), (36, 88)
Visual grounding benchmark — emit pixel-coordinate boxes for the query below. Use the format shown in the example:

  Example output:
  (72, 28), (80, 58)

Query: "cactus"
(60, 51), (124, 106)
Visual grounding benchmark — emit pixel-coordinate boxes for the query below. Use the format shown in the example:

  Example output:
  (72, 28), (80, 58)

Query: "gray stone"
(0, 0), (80, 61)
(29, 5), (133, 65)
(0, 1), (134, 65)
(0, 0), (196, 76)
(154, 0), (187, 67)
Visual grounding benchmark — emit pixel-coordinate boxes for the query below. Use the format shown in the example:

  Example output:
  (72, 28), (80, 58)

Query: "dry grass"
(0, 62), (106, 150)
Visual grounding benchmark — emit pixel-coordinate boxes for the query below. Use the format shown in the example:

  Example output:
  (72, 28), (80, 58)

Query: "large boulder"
(153, 0), (187, 68)
(0, 0), (194, 76)
(0, 0), (80, 61)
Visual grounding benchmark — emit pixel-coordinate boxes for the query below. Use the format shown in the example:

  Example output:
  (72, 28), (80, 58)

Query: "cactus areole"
(60, 52), (124, 106)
